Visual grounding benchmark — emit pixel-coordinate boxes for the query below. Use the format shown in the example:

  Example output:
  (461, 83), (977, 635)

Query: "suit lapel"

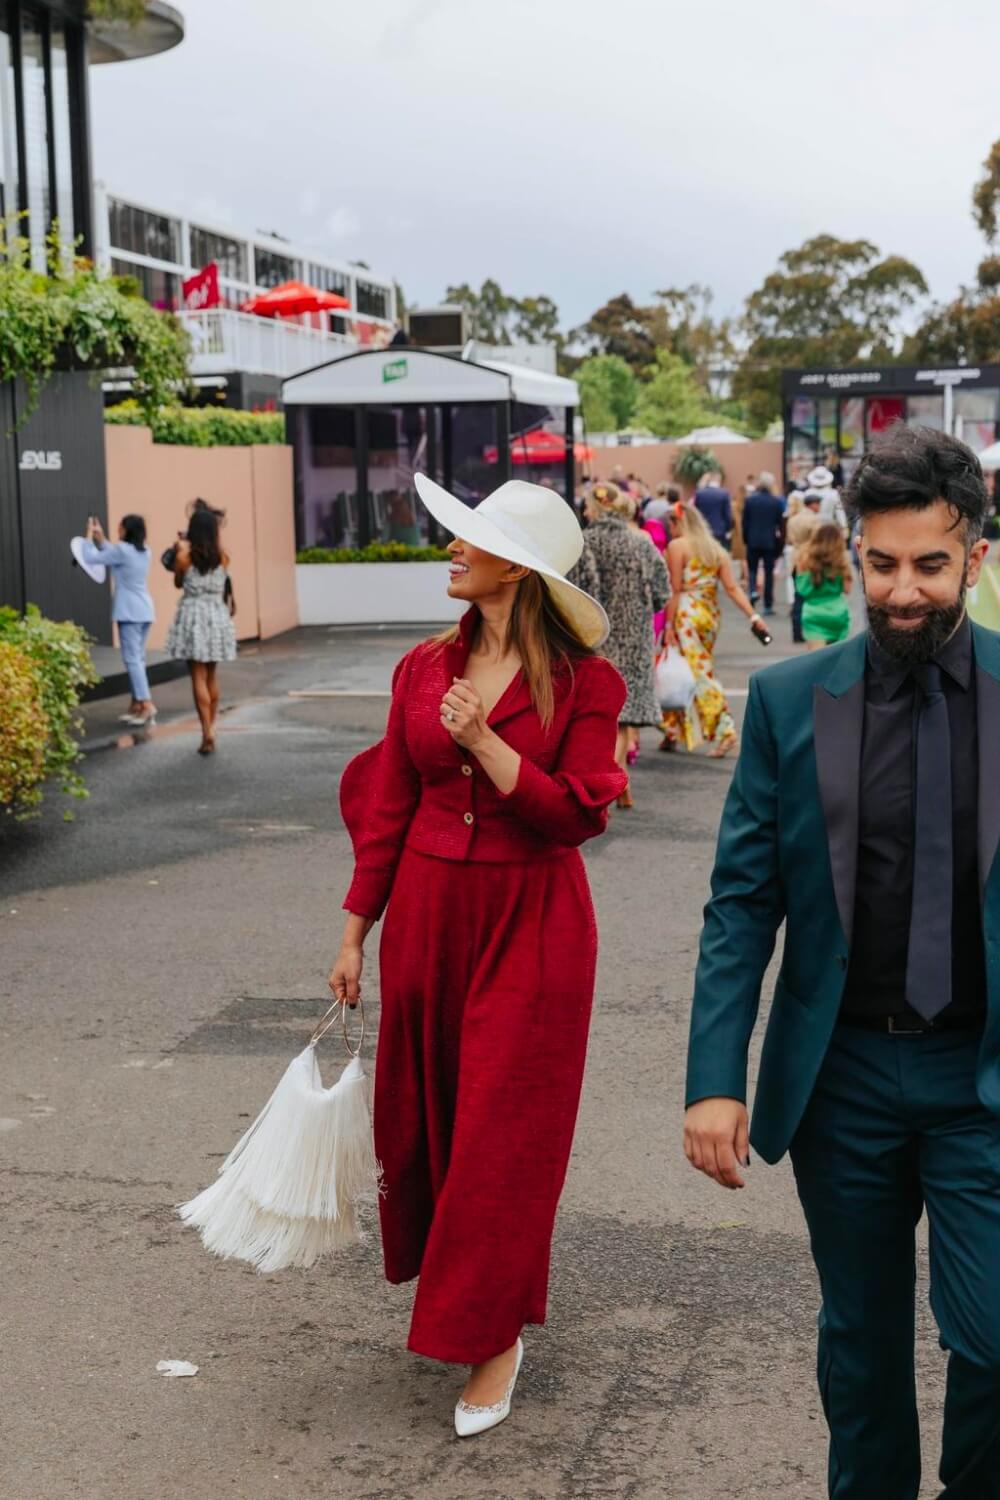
(973, 622), (1000, 897)
(812, 633), (867, 945)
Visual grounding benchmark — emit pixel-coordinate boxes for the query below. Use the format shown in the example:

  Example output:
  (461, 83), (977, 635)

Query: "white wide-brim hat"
(414, 474), (609, 648)
(807, 465), (835, 489)
(69, 536), (106, 584)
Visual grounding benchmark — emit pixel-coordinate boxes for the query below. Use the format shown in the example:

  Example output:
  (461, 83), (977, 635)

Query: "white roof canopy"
(282, 347), (578, 408)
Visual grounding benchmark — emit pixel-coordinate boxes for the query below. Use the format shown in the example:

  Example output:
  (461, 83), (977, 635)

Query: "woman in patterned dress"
(660, 502), (760, 758)
(571, 482), (670, 807)
(166, 504), (237, 755)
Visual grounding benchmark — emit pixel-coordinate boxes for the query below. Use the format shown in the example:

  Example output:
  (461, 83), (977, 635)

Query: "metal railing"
(179, 309), (356, 379)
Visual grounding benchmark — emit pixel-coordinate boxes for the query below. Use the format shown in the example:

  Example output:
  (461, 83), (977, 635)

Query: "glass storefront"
(190, 225), (246, 281)
(0, 5), (17, 227)
(784, 370), (1000, 488)
(367, 407), (438, 546)
(48, 19), (74, 257)
(20, 10), (49, 271)
(253, 247), (296, 288)
(111, 256), (179, 310)
(108, 198), (181, 263)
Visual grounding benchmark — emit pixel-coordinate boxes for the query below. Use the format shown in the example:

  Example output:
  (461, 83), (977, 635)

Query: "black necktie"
(905, 663), (952, 1021)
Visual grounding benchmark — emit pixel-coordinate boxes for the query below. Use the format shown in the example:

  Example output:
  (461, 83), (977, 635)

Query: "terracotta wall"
(104, 426), (298, 651)
(588, 440), (784, 496)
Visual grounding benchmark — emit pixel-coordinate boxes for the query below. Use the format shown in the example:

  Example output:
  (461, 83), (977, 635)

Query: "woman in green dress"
(795, 521), (853, 649)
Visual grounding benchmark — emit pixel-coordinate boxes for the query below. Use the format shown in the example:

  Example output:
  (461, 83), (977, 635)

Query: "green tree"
(907, 140), (1000, 365)
(576, 354), (637, 433)
(635, 350), (718, 438)
(653, 283), (735, 386)
(572, 292), (663, 370)
(444, 278), (514, 342)
(732, 234), (928, 429)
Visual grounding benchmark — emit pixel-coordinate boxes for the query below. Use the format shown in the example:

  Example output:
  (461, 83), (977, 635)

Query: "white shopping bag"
(655, 647), (697, 711)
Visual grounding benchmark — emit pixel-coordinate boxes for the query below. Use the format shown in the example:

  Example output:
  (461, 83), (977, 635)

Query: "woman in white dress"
(166, 503), (237, 755)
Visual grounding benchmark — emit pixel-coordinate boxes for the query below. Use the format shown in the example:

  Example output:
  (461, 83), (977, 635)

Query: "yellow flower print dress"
(661, 557), (736, 750)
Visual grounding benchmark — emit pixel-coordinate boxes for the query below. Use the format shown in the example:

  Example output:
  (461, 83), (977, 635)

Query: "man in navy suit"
(685, 425), (1000, 1498)
(694, 473), (733, 548)
(742, 471), (786, 615)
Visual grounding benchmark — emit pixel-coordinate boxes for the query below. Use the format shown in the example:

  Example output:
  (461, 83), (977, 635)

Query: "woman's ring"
(446, 709), (456, 722)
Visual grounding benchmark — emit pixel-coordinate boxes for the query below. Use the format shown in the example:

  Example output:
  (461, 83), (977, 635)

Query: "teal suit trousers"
(790, 1025), (1000, 1499)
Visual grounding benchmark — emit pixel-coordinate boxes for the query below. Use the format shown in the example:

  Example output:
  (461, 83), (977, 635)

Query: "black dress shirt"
(840, 616), (986, 1021)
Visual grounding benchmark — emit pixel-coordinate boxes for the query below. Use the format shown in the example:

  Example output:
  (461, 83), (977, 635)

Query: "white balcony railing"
(179, 308), (356, 380)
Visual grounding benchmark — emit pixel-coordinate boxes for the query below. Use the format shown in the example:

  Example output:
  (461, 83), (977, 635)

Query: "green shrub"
(0, 606), (99, 816)
(0, 641), (49, 816)
(296, 542), (450, 564)
(0, 227), (191, 422)
(671, 445), (721, 486)
(106, 400), (285, 446)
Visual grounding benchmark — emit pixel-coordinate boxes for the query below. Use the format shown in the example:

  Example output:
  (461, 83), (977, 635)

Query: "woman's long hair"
(671, 502), (725, 570)
(436, 574), (594, 729)
(120, 513), (146, 550)
(801, 522), (851, 586)
(187, 506), (222, 574)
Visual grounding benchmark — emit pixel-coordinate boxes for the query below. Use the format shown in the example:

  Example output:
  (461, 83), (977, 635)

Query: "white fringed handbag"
(178, 1001), (380, 1274)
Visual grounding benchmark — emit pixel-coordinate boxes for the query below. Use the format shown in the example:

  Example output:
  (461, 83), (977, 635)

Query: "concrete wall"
(296, 562), (464, 627)
(589, 439), (784, 495)
(104, 426), (298, 650)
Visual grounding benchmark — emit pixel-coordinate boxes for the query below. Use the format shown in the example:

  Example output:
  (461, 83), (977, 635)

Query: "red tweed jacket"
(341, 609), (627, 919)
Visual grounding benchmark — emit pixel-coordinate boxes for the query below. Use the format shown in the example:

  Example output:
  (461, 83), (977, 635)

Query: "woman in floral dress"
(660, 503), (760, 757)
(570, 482), (670, 807)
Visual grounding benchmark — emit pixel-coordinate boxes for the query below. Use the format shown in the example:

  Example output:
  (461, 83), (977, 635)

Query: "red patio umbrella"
(485, 429), (595, 465)
(243, 280), (352, 317)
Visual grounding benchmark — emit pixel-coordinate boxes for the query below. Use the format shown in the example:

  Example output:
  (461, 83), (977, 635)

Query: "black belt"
(839, 1011), (984, 1036)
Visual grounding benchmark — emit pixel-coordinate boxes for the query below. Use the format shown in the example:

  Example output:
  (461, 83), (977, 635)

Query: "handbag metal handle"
(309, 997), (365, 1058)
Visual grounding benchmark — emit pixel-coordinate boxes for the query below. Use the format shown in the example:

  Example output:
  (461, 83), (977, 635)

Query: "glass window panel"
(907, 394), (945, 430)
(366, 407), (433, 545)
(306, 261), (348, 297)
(107, 198), (180, 262)
(356, 278), (389, 319)
(451, 405), (498, 504)
(954, 388), (998, 454)
(253, 247), (294, 288)
(20, 10), (49, 272)
(866, 396), (905, 437)
(297, 406), (358, 548)
(818, 397), (837, 453)
(839, 397), (864, 457)
(787, 397), (818, 489)
(49, 19), (74, 256)
(0, 4), (18, 228)
(111, 256), (178, 310)
(190, 225), (246, 281)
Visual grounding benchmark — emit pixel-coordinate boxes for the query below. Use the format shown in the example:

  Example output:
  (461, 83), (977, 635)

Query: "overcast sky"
(89, 0), (1000, 331)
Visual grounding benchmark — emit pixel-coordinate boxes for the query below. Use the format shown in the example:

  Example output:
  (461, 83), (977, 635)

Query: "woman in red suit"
(329, 475), (626, 1437)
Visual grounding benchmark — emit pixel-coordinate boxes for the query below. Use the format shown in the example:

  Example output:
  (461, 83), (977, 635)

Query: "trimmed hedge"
(297, 542), (450, 564)
(106, 400), (285, 447)
(0, 607), (99, 819)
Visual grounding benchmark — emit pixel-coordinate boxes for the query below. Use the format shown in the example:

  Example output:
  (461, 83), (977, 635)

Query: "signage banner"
(782, 363), (1000, 397)
(382, 358), (409, 384)
(183, 262), (221, 311)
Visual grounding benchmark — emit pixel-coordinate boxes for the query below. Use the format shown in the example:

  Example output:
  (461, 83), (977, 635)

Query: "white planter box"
(296, 562), (465, 626)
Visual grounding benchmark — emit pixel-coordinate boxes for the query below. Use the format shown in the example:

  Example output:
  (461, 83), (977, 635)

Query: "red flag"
(183, 262), (220, 311)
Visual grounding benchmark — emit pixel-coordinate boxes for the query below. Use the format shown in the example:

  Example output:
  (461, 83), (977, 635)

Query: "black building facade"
(0, 2), (183, 639)
(782, 364), (1000, 492)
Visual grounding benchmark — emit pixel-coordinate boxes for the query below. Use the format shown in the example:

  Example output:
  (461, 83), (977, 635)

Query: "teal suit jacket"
(686, 621), (1000, 1163)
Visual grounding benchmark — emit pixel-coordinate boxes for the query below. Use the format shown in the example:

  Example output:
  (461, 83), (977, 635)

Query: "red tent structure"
(243, 280), (351, 318)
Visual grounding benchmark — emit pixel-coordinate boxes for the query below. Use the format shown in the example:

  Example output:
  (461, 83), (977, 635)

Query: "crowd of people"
(567, 460), (856, 803)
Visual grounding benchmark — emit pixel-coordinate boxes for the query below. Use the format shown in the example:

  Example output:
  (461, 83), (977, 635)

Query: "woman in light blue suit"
(83, 514), (156, 726)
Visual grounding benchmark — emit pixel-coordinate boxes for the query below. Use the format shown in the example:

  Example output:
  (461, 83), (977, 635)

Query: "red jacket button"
(461, 764), (473, 776)
(463, 812), (474, 825)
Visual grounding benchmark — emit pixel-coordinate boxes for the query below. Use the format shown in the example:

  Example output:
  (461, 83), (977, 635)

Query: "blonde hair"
(672, 502), (726, 569)
(588, 480), (634, 519)
(787, 493), (804, 519)
(434, 575), (593, 729)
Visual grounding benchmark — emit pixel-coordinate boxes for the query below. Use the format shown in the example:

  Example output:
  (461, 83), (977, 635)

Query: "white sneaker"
(454, 1338), (524, 1439)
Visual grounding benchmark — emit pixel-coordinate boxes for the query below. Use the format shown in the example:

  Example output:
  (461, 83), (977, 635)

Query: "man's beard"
(866, 586), (966, 666)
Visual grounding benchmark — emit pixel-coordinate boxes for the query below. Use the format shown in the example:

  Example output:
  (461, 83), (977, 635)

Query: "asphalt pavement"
(0, 598), (947, 1500)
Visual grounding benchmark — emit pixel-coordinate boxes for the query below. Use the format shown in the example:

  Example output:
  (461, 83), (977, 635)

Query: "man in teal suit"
(685, 425), (1000, 1499)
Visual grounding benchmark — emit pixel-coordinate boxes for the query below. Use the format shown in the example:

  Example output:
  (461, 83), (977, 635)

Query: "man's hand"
(684, 1097), (749, 1190)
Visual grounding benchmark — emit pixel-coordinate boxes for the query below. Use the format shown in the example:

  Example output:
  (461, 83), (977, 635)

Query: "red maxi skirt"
(374, 845), (598, 1365)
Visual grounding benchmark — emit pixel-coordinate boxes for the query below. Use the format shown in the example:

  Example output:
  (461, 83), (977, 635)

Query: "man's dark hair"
(845, 423), (987, 543)
(666, 485), (680, 504)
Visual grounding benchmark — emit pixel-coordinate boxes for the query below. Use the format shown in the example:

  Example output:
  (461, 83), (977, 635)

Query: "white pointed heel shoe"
(454, 1337), (524, 1438)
